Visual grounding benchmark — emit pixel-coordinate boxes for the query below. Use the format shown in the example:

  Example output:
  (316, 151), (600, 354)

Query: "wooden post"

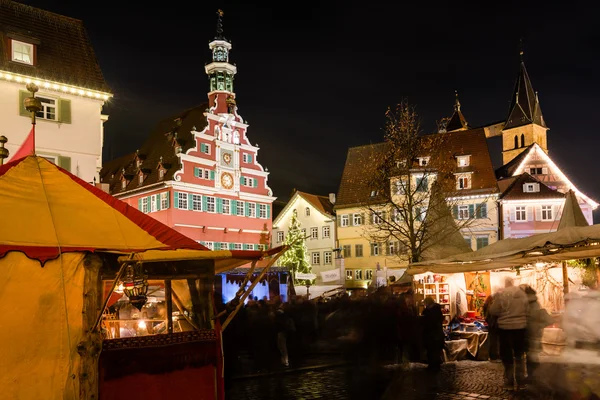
(562, 261), (569, 296)
(78, 254), (103, 400)
(165, 280), (173, 334)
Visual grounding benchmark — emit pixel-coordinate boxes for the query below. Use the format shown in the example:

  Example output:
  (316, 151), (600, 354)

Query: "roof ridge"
(3, 0), (84, 24)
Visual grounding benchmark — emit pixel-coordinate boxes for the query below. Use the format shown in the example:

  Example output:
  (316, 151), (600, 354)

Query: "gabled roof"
(445, 93), (470, 132)
(498, 173), (565, 201)
(0, 155), (206, 263)
(273, 190), (334, 225)
(495, 143), (598, 208)
(495, 144), (534, 179)
(335, 128), (499, 209)
(100, 104), (208, 195)
(0, 0), (110, 92)
(504, 61), (546, 130)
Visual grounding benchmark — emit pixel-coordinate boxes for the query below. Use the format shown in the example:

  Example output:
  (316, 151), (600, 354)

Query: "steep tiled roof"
(335, 128), (498, 209)
(495, 145), (533, 179)
(335, 142), (389, 208)
(0, 0), (110, 92)
(499, 173), (564, 201)
(100, 104), (208, 195)
(504, 61), (546, 130)
(445, 94), (470, 132)
(296, 190), (335, 217)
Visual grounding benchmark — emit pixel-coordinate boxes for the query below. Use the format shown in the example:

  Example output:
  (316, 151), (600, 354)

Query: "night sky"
(22, 0), (600, 212)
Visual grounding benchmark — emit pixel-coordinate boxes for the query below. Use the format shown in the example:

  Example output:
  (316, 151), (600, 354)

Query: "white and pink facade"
(101, 26), (275, 254)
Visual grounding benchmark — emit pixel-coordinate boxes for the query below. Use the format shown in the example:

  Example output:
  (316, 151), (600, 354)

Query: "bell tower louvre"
(501, 49), (548, 165)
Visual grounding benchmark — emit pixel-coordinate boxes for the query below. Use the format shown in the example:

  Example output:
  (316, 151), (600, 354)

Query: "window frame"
(346, 270), (353, 280)
(11, 39), (33, 65)
(312, 252), (320, 265)
(456, 155), (470, 167)
(206, 196), (216, 213)
(370, 242), (380, 256)
(341, 215), (349, 227)
(322, 225), (330, 238)
(541, 205), (553, 221)
(515, 206), (527, 221)
(237, 201), (245, 216)
(457, 205), (469, 220)
(355, 269), (363, 280)
(160, 192), (169, 209)
(355, 244), (363, 257)
(222, 199), (231, 215)
(353, 213), (362, 226)
(277, 231), (284, 243)
(36, 95), (58, 121)
(342, 245), (351, 258)
(324, 251), (332, 265)
(247, 202), (256, 217)
(310, 227), (318, 240)
(191, 194), (202, 211)
(177, 192), (188, 209)
(305, 207), (310, 216)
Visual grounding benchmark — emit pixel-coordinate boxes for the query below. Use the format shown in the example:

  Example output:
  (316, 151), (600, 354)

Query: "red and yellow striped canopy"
(0, 156), (206, 262)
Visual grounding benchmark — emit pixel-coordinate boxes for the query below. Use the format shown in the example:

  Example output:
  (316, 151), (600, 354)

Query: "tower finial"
(454, 90), (461, 111)
(519, 37), (524, 61)
(216, 9), (224, 40)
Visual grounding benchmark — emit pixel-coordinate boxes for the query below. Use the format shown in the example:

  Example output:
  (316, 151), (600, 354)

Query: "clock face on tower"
(222, 152), (232, 165)
(221, 172), (234, 189)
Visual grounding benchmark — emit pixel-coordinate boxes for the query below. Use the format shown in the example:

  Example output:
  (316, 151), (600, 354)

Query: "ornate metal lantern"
(121, 263), (148, 310)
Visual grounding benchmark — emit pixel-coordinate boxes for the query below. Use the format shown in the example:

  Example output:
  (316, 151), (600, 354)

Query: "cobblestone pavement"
(227, 360), (566, 400)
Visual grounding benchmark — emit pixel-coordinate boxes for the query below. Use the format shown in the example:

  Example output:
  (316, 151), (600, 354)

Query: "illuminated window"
(456, 155), (470, 167)
(523, 183), (540, 193)
(277, 231), (284, 243)
(457, 174), (470, 190)
(11, 40), (33, 65)
(365, 270), (373, 280)
(355, 269), (363, 280)
(151, 196), (157, 212)
(324, 251), (332, 265)
(141, 197), (149, 213)
(346, 270), (353, 280)
(417, 157), (430, 166)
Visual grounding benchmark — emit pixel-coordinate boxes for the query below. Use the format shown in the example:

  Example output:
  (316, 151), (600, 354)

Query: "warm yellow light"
(103, 95), (109, 100)
(4, 74), (11, 80)
(43, 82), (50, 89)
(77, 89), (84, 95)
(15, 76), (22, 82)
(69, 88), (76, 93)
(52, 84), (59, 90)
(138, 320), (147, 329)
(24, 78), (31, 84)
(61, 86), (68, 92)
(535, 262), (545, 268)
(33, 80), (40, 86)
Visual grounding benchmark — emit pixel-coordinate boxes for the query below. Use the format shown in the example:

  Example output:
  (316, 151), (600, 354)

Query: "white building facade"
(272, 191), (339, 287)
(0, 2), (111, 184)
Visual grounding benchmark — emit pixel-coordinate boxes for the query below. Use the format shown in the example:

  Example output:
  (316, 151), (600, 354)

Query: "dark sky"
(23, 1), (600, 210)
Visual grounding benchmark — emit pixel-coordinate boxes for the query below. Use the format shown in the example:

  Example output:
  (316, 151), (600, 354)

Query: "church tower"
(501, 51), (548, 164)
(444, 91), (470, 132)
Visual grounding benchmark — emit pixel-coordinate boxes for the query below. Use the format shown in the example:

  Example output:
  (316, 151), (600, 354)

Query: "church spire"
(445, 90), (470, 132)
(504, 48), (546, 130)
(215, 9), (225, 40)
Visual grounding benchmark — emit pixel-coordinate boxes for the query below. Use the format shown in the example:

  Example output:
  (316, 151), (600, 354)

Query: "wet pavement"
(226, 360), (571, 400)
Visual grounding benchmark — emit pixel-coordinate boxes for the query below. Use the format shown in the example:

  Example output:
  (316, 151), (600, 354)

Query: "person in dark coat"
(421, 297), (445, 371)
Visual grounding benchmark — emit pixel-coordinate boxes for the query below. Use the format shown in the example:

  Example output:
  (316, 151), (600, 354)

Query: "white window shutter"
(534, 183), (540, 192)
(554, 204), (563, 221)
(509, 207), (516, 222)
(527, 206), (534, 221)
(522, 184), (529, 193)
(542, 167), (548, 175)
(535, 205), (542, 221)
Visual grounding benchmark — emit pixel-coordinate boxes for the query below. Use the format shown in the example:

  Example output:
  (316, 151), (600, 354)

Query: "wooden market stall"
(0, 156), (285, 400)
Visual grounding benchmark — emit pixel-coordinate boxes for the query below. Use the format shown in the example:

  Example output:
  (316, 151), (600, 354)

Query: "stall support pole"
(562, 261), (569, 295)
(222, 248), (287, 331)
(165, 280), (173, 334)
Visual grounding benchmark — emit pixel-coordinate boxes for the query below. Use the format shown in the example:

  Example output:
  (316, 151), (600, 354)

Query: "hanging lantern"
(121, 263), (149, 310)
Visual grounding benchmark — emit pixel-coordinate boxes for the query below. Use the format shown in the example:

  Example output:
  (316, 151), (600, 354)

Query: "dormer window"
(138, 173), (144, 185)
(11, 40), (33, 65)
(417, 157), (430, 166)
(456, 174), (471, 190)
(136, 158), (142, 168)
(523, 183), (540, 193)
(158, 169), (165, 180)
(121, 179), (127, 189)
(456, 155), (470, 167)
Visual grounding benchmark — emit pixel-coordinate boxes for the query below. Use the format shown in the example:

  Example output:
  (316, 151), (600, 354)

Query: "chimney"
(329, 193), (336, 204)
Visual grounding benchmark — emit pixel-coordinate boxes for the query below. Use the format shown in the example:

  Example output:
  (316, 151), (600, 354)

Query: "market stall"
(0, 156), (285, 400)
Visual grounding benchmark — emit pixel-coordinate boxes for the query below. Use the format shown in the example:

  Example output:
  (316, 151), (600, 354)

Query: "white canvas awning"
(407, 191), (599, 275)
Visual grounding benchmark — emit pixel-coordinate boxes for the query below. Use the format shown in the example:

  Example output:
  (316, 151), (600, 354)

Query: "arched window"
(514, 135), (519, 149)
(305, 207), (310, 216)
(233, 131), (240, 145)
(521, 134), (525, 148)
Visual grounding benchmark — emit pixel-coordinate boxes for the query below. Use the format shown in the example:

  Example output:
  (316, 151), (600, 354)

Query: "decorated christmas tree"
(279, 210), (314, 286)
